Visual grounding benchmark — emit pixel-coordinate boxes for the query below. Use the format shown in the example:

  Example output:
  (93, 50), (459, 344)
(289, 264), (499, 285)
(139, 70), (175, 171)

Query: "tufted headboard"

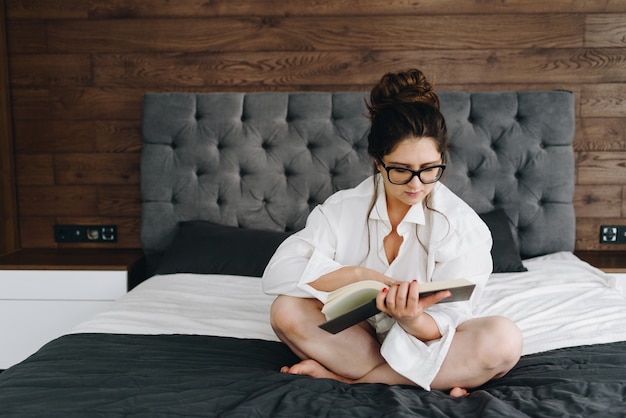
(141, 91), (575, 261)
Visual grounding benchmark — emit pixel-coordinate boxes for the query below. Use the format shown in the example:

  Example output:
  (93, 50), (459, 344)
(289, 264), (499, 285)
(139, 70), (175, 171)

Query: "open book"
(319, 278), (475, 334)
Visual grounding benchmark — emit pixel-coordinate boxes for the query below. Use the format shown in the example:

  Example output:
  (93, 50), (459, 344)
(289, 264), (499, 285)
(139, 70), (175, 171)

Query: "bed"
(2, 90), (626, 417)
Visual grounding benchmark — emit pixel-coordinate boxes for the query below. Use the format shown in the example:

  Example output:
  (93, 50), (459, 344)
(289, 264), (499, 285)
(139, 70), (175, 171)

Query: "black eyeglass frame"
(377, 156), (447, 185)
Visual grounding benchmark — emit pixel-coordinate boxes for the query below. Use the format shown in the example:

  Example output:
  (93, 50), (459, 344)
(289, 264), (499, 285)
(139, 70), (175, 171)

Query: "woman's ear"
(374, 155), (383, 172)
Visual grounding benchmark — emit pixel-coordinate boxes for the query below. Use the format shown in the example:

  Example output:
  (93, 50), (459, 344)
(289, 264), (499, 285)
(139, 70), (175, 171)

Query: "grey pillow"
(155, 211), (525, 277)
(479, 209), (527, 273)
(154, 221), (292, 277)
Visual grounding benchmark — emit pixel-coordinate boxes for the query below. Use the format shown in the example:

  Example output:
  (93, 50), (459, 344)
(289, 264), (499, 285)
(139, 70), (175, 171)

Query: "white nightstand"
(0, 249), (142, 369)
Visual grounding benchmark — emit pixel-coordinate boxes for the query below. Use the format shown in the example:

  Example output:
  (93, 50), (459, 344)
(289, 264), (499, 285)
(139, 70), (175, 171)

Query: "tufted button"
(171, 197), (177, 205)
(261, 141), (271, 150)
(171, 142), (177, 150)
(194, 111), (201, 121)
(216, 197), (223, 205)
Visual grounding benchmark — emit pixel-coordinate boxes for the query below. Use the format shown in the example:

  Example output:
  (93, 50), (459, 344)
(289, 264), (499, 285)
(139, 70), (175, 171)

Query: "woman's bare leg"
(429, 316), (523, 391)
(272, 296), (465, 389)
(270, 295), (386, 380)
(272, 296), (522, 394)
(320, 315), (522, 394)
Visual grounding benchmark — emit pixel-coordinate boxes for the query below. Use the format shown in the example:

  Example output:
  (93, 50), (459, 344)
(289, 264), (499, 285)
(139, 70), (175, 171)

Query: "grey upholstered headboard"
(141, 91), (575, 259)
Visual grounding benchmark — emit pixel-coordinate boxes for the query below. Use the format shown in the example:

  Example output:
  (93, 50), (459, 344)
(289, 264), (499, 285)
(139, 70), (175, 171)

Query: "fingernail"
(412, 279), (417, 283)
(382, 288), (387, 293)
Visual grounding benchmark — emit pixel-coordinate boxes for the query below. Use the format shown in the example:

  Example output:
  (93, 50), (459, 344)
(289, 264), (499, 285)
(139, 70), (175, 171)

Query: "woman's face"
(377, 137), (443, 211)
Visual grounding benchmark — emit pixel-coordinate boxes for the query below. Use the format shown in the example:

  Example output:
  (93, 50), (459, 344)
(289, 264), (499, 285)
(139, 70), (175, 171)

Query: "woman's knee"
(483, 316), (523, 369)
(270, 295), (320, 336)
(270, 296), (296, 333)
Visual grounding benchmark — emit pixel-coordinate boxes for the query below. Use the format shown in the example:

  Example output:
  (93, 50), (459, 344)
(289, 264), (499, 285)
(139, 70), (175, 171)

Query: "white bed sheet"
(72, 252), (626, 356)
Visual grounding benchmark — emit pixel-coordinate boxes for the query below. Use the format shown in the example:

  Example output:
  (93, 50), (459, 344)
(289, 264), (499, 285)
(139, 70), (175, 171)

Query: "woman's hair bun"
(367, 69), (440, 120)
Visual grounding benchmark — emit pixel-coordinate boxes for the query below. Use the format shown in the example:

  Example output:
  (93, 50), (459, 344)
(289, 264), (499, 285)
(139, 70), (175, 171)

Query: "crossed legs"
(270, 295), (523, 394)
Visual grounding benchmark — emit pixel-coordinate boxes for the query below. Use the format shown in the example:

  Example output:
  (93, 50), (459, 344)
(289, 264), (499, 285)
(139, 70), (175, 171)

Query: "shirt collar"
(369, 174), (427, 226)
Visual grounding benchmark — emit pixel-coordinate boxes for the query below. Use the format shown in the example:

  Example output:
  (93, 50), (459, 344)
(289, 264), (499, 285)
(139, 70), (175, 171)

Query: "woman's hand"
(376, 280), (451, 341)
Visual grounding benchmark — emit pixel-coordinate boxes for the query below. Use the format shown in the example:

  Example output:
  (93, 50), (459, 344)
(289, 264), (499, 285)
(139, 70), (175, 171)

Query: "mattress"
(73, 252), (626, 357)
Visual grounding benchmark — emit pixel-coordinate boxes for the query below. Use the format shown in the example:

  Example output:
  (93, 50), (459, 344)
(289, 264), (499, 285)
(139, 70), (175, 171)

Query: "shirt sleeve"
(426, 222), (493, 334)
(261, 206), (343, 302)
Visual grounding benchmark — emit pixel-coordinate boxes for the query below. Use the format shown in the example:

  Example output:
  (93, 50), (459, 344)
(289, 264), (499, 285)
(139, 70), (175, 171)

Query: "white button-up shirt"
(262, 174), (493, 389)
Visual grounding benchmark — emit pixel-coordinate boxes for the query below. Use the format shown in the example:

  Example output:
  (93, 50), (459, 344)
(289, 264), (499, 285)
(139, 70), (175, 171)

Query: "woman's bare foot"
(280, 359), (355, 383)
(449, 387), (469, 397)
(281, 360), (469, 396)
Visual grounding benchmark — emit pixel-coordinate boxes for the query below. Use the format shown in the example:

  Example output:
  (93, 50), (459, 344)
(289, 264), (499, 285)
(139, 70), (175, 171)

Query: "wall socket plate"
(600, 225), (626, 244)
(54, 225), (117, 243)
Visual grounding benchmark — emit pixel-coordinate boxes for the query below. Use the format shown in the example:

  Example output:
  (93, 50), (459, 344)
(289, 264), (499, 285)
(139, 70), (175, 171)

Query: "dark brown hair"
(362, 69), (451, 253)
(366, 68), (448, 162)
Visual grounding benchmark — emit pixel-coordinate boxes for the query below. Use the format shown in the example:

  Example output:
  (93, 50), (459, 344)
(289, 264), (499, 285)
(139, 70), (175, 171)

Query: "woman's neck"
(386, 199), (411, 230)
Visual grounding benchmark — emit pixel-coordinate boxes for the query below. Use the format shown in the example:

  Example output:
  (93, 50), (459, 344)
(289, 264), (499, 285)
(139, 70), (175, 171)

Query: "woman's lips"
(405, 190), (423, 198)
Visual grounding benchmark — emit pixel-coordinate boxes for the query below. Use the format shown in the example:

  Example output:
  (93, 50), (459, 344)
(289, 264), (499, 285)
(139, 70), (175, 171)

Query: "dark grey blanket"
(1, 334), (625, 417)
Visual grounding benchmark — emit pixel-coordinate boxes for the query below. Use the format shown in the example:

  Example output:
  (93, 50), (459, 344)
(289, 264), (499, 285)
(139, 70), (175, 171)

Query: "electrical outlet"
(600, 225), (626, 244)
(54, 225), (117, 243)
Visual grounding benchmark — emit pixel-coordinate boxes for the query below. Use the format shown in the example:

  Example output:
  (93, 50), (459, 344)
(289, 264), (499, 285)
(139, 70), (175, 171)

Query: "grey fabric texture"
(141, 91), (575, 259)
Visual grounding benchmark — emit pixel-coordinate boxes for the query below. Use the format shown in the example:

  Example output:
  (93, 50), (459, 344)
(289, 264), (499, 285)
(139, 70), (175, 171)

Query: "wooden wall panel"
(3, 0), (626, 251)
(14, 120), (95, 153)
(94, 121), (142, 153)
(5, 21), (47, 52)
(581, 84), (626, 117)
(15, 154), (54, 185)
(585, 15), (626, 47)
(574, 118), (625, 151)
(18, 185), (98, 216)
(9, 54), (91, 86)
(90, 48), (626, 89)
(9, 0), (625, 20)
(0, 0), (18, 254)
(573, 186), (622, 218)
(53, 153), (140, 185)
(42, 16), (584, 53)
(83, 1), (626, 18)
(6, 0), (88, 19)
(578, 152), (626, 185)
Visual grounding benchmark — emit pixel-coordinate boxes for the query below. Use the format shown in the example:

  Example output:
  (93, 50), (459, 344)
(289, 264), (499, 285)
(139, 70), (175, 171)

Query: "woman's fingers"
(378, 281), (417, 317)
(377, 281), (451, 318)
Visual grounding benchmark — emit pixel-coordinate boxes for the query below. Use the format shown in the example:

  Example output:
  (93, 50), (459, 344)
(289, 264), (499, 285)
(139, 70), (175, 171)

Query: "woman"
(262, 69), (523, 397)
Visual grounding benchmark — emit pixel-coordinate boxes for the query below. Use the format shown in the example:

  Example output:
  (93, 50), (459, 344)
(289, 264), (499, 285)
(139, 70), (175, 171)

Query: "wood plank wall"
(3, 0), (626, 251)
(0, 0), (18, 255)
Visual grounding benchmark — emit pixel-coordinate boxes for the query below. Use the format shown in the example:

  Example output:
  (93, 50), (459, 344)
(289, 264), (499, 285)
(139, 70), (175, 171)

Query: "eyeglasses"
(378, 157), (446, 185)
